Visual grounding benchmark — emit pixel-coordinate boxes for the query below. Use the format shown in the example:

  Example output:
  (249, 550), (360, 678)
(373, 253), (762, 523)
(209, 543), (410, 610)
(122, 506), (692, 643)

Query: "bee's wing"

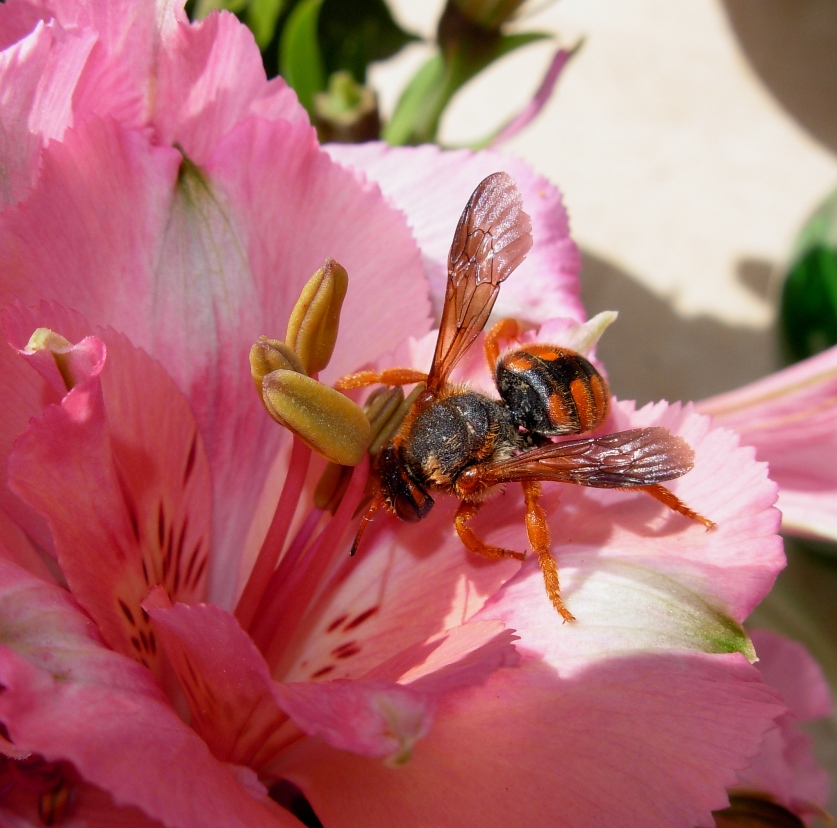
(479, 427), (695, 488)
(427, 172), (533, 393)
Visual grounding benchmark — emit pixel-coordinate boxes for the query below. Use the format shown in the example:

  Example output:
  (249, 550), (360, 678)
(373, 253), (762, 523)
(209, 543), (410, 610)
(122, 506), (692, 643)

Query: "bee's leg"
(454, 501), (526, 562)
(483, 318), (522, 368)
(521, 481), (575, 623)
(638, 484), (715, 530)
(335, 368), (428, 390)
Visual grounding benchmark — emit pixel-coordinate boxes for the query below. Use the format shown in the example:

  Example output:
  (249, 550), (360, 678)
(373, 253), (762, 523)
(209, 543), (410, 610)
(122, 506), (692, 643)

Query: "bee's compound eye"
(378, 444), (434, 523)
(393, 482), (434, 523)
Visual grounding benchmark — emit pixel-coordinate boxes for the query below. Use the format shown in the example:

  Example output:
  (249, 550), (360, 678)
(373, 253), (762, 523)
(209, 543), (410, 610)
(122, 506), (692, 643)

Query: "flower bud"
(262, 369), (370, 466)
(314, 72), (381, 144)
(450, 0), (525, 29)
(285, 259), (349, 375)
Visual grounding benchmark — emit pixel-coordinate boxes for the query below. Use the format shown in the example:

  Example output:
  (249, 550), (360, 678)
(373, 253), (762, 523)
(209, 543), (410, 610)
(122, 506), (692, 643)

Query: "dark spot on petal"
(344, 606), (379, 631)
(126, 497), (140, 543)
(141, 559), (149, 585)
(149, 631), (157, 655)
(192, 556), (208, 587)
(118, 598), (135, 626)
(157, 502), (165, 549)
(184, 433), (197, 485)
(139, 630), (149, 652)
(130, 636), (141, 651)
(311, 665), (335, 679)
(334, 645), (360, 660)
(326, 614), (348, 633)
(183, 542), (201, 587)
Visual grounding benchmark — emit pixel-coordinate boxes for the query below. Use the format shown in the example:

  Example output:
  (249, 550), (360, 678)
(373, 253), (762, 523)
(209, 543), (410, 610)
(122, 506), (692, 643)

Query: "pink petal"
(279, 509), (522, 683)
(7, 313), (212, 671)
(271, 679), (433, 763)
(279, 654), (783, 828)
(153, 11), (307, 164)
(734, 630), (832, 815)
(0, 1), (53, 51)
(0, 18), (94, 205)
(145, 590), (517, 769)
(0, 559), (298, 828)
(1, 778), (168, 828)
(143, 591), (291, 772)
(751, 630), (832, 722)
(492, 47), (574, 146)
(698, 345), (837, 541)
(327, 142), (583, 326)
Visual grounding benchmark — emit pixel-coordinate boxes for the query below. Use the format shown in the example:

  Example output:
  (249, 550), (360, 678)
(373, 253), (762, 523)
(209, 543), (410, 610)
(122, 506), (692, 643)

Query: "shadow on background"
(579, 249), (781, 405)
(721, 0), (837, 155)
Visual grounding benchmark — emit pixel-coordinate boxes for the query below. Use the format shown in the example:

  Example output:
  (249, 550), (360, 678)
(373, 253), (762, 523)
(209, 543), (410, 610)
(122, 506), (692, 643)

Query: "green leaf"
(318, 0), (418, 83)
(383, 53), (451, 145)
(246, 0), (287, 48)
(780, 188), (837, 362)
(383, 29), (552, 146)
(279, 0), (327, 115)
(492, 30), (551, 60)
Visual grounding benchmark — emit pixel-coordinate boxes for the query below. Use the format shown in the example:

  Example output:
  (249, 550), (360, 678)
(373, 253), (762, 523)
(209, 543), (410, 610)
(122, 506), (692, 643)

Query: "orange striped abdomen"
(495, 346), (609, 436)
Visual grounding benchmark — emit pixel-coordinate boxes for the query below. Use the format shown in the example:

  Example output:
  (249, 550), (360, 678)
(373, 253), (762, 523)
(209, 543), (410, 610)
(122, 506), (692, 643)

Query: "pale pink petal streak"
(698, 344), (837, 542)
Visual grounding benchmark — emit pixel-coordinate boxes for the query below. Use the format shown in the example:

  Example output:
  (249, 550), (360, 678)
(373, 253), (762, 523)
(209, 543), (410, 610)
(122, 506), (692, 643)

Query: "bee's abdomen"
(495, 345), (609, 436)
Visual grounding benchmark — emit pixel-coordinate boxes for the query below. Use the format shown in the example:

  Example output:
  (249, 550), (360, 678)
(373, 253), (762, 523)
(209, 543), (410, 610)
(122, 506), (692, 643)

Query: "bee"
(337, 172), (713, 621)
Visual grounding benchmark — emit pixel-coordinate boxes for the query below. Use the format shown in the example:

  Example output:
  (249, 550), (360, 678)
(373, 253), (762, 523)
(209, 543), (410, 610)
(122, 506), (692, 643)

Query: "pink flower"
(717, 629), (832, 825)
(698, 345), (837, 543)
(0, 1), (796, 826)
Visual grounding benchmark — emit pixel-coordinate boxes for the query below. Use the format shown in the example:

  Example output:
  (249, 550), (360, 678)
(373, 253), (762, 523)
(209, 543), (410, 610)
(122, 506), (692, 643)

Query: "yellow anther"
(262, 370), (370, 466)
(369, 384), (425, 456)
(250, 337), (305, 398)
(285, 259), (349, 375)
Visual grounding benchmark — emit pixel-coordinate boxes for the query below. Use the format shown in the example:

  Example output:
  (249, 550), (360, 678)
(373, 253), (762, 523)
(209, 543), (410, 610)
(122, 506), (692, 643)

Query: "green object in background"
(318, 0), (417, 84)
(384, 24), (549, 146)
(247, 0), (287, 48)
(279, 0), (327, 115)
(780, 187), (837, 362)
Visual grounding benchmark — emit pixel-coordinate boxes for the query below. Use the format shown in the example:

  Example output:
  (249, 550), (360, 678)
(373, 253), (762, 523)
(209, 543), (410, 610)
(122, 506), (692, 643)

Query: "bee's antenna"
(350, 494), (385, 556)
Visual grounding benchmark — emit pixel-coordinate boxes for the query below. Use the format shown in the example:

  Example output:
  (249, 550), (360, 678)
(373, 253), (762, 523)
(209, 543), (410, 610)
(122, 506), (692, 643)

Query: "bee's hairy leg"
(638, 484), (715, 530)
(483, 317), (522, 369)
(454, 500), (526, 562)
(521, 481), (576, 623)
(335, 368), (428, 390)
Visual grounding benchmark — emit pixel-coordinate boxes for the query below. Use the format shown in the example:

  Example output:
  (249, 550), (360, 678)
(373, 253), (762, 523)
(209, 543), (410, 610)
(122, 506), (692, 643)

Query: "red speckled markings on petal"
(5, 303), (212, 677)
